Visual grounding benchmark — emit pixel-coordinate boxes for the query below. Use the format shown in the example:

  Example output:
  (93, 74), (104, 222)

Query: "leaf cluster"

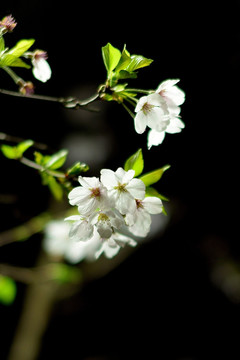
(0, 38), (35, 69)
(101, 43), (153, 97)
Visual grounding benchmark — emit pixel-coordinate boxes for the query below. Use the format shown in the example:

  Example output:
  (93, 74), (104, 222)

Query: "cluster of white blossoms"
(65, 167), (163, 259)
(134, 79), (185, 148)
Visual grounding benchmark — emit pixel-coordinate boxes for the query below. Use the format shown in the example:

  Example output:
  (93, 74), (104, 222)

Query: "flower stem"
(124, 88), (153, 95)
(122, 102), (135, 119)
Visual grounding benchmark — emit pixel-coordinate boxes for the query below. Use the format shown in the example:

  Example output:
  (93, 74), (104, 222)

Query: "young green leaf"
(125, 55), (153, 72)
(102, 43), (121, 75)
(66, 162), (89, 176)
(145, 186), (169, 201)
(0, 54), (30, 68)
(17, 140), (34, 155)
(45, 150), (68, 170)
(139, 165), (170, 187)
(1, 140), (33, 159)
(46, 175), (64, 200)
(115, 46), (131, 72)
(6, 38), (35, 58)
(0, 276), (17, 305)
(1, 144), (19, 159)
(124, 148), (144, 177)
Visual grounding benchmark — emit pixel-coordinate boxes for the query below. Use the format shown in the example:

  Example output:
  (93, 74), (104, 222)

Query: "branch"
(0, 87), (100, 110)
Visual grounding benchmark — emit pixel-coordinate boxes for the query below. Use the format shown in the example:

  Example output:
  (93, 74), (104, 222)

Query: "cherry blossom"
(126, 196), (163, 237)
(32, 50), (52, 83)
(68, 176), (110, 216)
(134, 93), (169, 134)
(100, 167), (145, 214)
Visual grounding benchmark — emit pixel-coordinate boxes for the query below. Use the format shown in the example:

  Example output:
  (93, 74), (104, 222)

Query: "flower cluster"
(65, 167), (163, 259)
(134, 79), (185, 148)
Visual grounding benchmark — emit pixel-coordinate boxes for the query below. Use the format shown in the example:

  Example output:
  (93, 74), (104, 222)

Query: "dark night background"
(0, 1), (239, 359)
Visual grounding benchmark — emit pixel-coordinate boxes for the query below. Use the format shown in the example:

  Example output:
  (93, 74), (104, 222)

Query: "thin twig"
(0, 87), (100, 110)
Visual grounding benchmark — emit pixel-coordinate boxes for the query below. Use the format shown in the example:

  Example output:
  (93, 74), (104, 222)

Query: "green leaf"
(0, 54), (30, 68)
(102, 43), (121, 75)
(139, 165), (170, 187)
(1, 144), (19, 159)
(145, 186), (169, 201)
(34, 151), (51, 166)
(0, 276), (17, 305)
(47, 175), (64, 200)
(6, 38), (35, 58)
(125, 55), (153, 72)
(66, 162), (89, 176)
(45, 150), (68, 170)
(17, 139), (34, 155)
(124, 148), (144, 177)
(117, 70), (137, 80)
(1, 140), (33, 159)
(115, 46), (131, 72)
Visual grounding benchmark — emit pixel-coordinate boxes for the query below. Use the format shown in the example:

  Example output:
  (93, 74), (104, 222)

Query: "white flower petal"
(100, 169), (118, 188)
(32, 58), (51, 83)
(126, 178), (145, 200)
(134, 111), (148, 134)
(142, 197), (163, 214)
(68, 187), (91, 206)
(78, 176), (100, 188)
(128, 209), (152, 237)
(147, 129), (165, 149)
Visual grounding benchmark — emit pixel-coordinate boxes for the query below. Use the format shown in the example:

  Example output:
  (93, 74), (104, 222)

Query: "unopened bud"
(0, 15), (17, 33)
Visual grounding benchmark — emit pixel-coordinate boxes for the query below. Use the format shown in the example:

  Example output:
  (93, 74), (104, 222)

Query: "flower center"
(114, 182), (127, 193)
(98, 213), (109, 222)
(90, 187), (101, 198)
(136, 199), (144, 209)
(141, 102), (154, 115)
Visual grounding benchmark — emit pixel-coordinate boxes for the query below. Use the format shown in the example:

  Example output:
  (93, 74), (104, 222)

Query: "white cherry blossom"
(134, 93), (169, 134)
(32, 50), (52, 83)
(126, 196), (163, 237)
(156, 79), (185, 107)
(90, 209), (125, 239)
(95, 231), (137, 259)
(100, 167), (145, 215)
(68, 176), (110, 216)
(64, 215), (94, 241)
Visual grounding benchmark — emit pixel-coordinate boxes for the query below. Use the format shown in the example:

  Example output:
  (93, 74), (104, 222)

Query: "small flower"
(31, 50), (51, 83)
(95, 231), (137, 259)
(65, 215), (94, 241)
(134, 93), (169, 134)
(100, 167), (145, 215)
(68, 176), (110, 216)
(126, 197), (163, 237)
(19, 81), (35, 95)
(90, 209), (125, 239)
(147, 79), (186, 148)
(156, 79), (185, 107)
(0, 15), (17, 33)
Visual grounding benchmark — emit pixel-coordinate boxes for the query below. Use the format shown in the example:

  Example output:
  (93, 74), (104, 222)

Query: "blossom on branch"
(134, 79), (185, 148)
(31, 50), (52, 83)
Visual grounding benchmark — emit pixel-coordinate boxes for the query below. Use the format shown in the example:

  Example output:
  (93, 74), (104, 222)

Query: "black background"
(0, 1), (239, 359)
